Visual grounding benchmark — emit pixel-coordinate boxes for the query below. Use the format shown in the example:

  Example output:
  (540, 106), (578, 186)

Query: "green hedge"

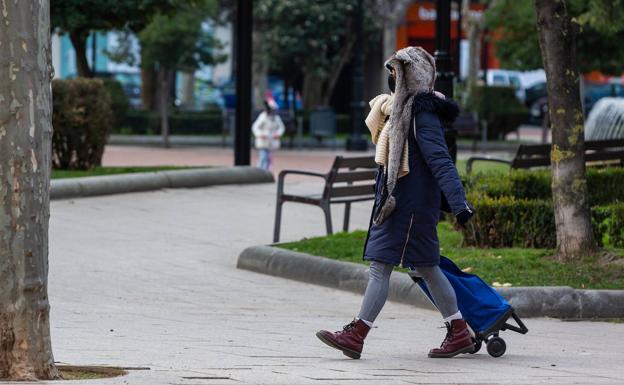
(102, 79), (129, 129)
(465, 168), (624, 206)
(466, 86), (529, 140)
(460, 194), (624, 249)
(461, 194), (556, 248)
(115, 110), (223, 135)
(594, 204), (624, 248)
(52, 79), (112, 170)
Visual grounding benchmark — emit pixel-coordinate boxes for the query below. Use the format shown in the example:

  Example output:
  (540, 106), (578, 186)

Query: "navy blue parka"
(363, 93), (471, 268)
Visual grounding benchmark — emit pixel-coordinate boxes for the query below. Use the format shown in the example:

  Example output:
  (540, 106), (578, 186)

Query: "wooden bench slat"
(335, 156), (377, 169)
(512, 157), (551, 168)
(586, 139), (624, 150)
(516, 144), (551, 156)
(586, 151), (624, 162)
(329, 184), (375, 198)
(332, 170), (377, 183)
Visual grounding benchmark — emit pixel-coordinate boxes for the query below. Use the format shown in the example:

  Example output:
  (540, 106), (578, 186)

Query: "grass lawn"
(278, 222), (624, 289)
(51, 166), (195, 179)
(455, 158), (510, 175)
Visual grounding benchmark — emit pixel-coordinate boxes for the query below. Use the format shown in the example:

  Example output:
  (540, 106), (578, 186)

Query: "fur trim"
(375, 47), (437, 225)
(412, 92), (460, 124)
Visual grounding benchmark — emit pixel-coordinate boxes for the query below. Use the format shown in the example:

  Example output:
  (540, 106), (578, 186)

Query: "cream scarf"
(365, 93), (409, 178)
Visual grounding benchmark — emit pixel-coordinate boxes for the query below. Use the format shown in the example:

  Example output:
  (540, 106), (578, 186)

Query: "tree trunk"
(0, 0), (60, 380)
(462, 0), (484, 106)
(320, 34), (356, 107)
(179, 71), (195, 111)
(534, 0), (596, 260)
(158, 66), (171, 148)
(302, 73), (324, 109)
(69, 31), (92, 78)
(141, 63), (157, 111)
(252, 29), (268, 110)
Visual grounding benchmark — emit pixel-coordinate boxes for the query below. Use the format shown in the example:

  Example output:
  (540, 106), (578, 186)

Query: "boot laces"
(440, 322), (452, 348)
(342, 321), (356, 332)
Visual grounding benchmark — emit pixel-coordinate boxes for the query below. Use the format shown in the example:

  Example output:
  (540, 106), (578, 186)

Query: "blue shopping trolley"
(409, 256), (528, 357)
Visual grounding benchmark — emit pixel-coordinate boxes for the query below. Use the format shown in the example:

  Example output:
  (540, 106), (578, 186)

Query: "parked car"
(485, 69), (547, 104)
(528, 78), (624, 124)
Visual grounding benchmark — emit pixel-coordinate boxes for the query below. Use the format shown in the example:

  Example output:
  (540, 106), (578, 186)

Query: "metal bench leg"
(273, 200), (284, 243)
(322, 202), (333, 235)
(343, 202), (351, 232)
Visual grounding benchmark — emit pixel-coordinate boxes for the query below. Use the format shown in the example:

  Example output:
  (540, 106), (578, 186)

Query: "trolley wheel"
(486, 337), (506, 357)
(470, 338), (482, 354)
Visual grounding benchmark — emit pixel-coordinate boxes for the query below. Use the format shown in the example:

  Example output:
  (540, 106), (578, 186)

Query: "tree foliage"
(51, 0), (175, 34)
(139, 1), (225, 72)
(254, 0), (382, 107)
(486, 0), (624, 74)
(51, 0), (177, 76)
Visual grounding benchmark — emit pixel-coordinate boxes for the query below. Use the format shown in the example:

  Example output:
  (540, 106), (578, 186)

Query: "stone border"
(237, 245), (624, 319)
(51, 167), (274, 200)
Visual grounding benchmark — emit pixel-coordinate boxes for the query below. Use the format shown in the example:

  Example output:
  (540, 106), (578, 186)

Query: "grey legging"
(358, 261), (459, 322)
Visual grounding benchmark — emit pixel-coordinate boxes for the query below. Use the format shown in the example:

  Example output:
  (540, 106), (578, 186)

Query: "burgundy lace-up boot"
(316, 319), (371, 359)
(428, 319), (474, 358)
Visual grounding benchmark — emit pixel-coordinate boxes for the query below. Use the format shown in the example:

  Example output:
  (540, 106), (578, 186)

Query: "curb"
(51, 167), (274, 200)
(237, 245), (624, 319)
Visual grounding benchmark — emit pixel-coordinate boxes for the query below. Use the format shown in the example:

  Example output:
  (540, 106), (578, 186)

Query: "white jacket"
(252, 111), (285, 150)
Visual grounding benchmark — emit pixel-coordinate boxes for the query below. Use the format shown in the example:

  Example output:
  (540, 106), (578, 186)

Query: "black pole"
(435, 0), (457, 162)
(91, 33), (97, 73)
(235, 0), (252, 166)
(455, 0), (462, 77)
(346, 0), (368, 152)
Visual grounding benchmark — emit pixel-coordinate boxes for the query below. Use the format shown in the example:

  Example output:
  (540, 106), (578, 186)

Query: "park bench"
(273, 155), (377, 243)
(466, 138), (624, 174)
(453, 112), (482, 152)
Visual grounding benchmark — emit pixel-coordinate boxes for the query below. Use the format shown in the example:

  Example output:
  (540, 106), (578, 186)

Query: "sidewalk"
(46, 183), (624, 385)
(102, 146), (512, 178)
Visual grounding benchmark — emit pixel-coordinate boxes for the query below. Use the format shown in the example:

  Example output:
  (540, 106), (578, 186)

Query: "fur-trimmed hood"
(412, 92), (460, 124)
(373, 49), (461, 226)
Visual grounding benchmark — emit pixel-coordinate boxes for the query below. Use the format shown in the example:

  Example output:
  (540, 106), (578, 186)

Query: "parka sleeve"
(415, 112), (471, 216)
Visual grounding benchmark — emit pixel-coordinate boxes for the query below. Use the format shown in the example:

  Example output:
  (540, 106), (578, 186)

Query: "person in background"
(252, 99), (285, 171)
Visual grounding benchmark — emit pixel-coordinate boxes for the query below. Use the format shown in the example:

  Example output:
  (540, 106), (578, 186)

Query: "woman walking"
(252, 99), (285, 171)
(316, 47), (475, 359)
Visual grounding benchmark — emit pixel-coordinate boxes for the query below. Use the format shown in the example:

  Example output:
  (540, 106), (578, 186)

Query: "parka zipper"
(400, 213), (415, 266)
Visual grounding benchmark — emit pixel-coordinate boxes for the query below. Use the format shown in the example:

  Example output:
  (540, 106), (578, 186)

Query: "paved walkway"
(102, 146), (513, 178)
(44, 183), (624, 385)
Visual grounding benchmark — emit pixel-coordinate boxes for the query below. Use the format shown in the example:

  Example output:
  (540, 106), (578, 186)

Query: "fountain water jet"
(585, 97), (624, 140)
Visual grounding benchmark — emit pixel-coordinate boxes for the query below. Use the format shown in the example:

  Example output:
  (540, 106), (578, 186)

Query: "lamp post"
(435, 0), (457, 162)
(234, 0), (253, 165)
(346, 0), (368, 152)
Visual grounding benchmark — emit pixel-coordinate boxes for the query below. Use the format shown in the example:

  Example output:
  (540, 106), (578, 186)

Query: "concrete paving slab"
(42, 183), (624, 385)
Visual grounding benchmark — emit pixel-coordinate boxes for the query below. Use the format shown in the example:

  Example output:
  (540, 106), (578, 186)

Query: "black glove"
(455, 206), (474, 228)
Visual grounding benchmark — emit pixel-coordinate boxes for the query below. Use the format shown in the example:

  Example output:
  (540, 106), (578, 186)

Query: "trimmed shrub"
(461, 194), (556, 248)
(467, 86), (529, 140)
(116, 110), (223, 135)
(593, 203), (624, 247)
(461, 194), (624, 249)
(101, 79), (129, 129)
(466, 168), (624, 206)
(52, 78), (112, 170)
(170, 111), (223, 135)
(587, 168), (624, 206)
